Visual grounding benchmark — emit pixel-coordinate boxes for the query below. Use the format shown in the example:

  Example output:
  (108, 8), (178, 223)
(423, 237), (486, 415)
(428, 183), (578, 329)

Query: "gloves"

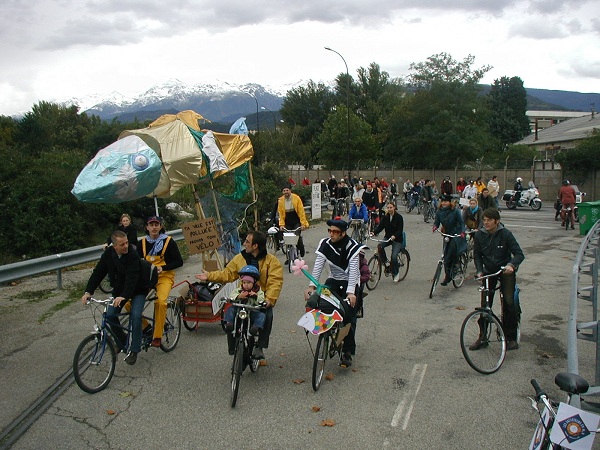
(432, 226), (438, 233)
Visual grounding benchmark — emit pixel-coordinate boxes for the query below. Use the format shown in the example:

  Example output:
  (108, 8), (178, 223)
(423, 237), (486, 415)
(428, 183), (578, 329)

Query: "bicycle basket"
(283, 232), (299, 245)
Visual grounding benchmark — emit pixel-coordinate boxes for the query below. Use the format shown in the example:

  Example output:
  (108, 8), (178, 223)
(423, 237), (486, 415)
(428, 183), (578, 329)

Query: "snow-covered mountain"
(68, 79), (292, 123)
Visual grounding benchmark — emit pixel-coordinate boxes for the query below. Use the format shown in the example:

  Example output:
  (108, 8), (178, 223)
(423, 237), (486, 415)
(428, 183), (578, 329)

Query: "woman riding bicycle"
(432, 194), (466, 286)
(373, 202), (404, 283)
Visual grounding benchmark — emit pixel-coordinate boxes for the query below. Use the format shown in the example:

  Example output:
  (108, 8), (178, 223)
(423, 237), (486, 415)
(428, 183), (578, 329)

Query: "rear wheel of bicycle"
(73, 333), (116, 394)
(429, 261), (443, 299)
(287, 246), (297, 273)
(230, 338), (244, 407)
(312, 332), (330, 391)
(452, 254), (468, 288)
(460, 310), (506, 374)
(565, 212), (570, 230)
(160, 301), (182, 352)
(266, 234), (276, 253)
(396, 250), (410, 281)
(98, 275), (112, 294)
(366, 255), (381, 291)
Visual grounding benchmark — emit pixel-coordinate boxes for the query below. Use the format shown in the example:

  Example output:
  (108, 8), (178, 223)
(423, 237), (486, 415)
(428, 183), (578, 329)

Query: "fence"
(0, 230), (184, 289)
(289, 165), (600, 203)
(567, 219), (600, 406)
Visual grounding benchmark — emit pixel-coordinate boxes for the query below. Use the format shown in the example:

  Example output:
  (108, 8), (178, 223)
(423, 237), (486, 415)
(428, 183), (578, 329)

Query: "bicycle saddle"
(555, 372), (589, 395)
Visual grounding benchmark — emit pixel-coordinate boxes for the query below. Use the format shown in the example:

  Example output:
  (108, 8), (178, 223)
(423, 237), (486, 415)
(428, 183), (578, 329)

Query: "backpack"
(139, 259), (158, 290)
(139, 236), (171, 291)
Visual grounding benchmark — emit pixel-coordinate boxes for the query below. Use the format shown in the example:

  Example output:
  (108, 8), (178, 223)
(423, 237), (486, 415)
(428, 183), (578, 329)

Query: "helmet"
(239, 265), (260, 280)
(516, 177), (522, 182)
(563, 180), (570, 186)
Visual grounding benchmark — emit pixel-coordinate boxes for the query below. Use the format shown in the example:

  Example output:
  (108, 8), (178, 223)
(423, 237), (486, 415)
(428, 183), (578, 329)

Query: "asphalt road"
(1, 204), (598, 449)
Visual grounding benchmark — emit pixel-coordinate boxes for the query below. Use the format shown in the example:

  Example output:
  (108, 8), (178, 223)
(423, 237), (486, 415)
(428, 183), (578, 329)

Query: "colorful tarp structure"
(71, 110), (254, 202)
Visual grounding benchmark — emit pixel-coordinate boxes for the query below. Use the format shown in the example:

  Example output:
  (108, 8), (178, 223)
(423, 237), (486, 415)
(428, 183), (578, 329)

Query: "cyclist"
(420, 179), (433, 221)
(137, 216), (183, 348)
(441, 176), (453, 195)
(196, 231), (283, 360)
(389, 179), (399, 202)
(277, 185), (309, 258)
(463, 180), (478, 200)
(224, 265), (267, 353)
(373, 202), (404, 282)
(402, 179), (413, 203)
(432, 194), (466, 286)
(348, 196), (369, 235)
(472, 208), (524, 351)
(558, 180), (576, 229)
(474, 176), (486, 194)
(304, 218), (363, 368)
(81, 230), (148, 365)
(362, 182), (380, 226)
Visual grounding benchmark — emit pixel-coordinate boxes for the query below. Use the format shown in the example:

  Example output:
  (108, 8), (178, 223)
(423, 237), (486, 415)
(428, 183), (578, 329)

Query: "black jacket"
(374, 212), (404, 242)
(473, 224), (524, 274)
(85, 245), (146, 298)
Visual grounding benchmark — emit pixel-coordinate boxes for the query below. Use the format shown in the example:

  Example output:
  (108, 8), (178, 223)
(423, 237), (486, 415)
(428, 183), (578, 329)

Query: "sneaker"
(124, 351), (138, 365)
(224, 322), (234, 332)
(393, 273), (400, 282)
(507, 341), (519, 350)
(249, 325), (259, 336)
(469, 338), (486, 351)
(570, 225), (575, 230)
(151, 338), (161, 348)
(440, 277), (451, 286)
(252, 346), (265, 360)
(340, 353), (352, 368)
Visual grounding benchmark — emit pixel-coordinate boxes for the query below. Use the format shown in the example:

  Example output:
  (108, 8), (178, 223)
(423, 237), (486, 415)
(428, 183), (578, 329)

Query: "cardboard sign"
(182, 218), (221, 255)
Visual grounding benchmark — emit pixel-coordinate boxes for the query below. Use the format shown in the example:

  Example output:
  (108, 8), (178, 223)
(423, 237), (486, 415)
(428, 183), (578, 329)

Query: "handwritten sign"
(182, 218), (221, 255)
(311, 183), (322, 220)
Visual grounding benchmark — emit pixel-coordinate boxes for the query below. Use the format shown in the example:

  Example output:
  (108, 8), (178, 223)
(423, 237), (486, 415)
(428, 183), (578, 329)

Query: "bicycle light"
(238, 310), (248, 320)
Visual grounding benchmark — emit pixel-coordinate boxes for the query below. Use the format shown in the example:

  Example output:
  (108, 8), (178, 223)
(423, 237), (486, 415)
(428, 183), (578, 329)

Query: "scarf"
(242, 249), (267, 269)
(146, 233), (169, 256)
(469, 205), (479, 214)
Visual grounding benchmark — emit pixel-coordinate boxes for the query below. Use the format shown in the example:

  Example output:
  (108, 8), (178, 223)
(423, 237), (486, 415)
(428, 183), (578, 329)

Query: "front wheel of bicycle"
(230, 338), (244, 407)
(460, 310), (507, 374)
(396, 250), (410, 282)
(429, 261), (443, 299)
(73, 333), (117, 394)
(366, 255), (381, 291)
(160, 301), (182, 352)
(452, 253), (468, 288)
(312, 332), (330, 391)
(287, 245), (297, 273)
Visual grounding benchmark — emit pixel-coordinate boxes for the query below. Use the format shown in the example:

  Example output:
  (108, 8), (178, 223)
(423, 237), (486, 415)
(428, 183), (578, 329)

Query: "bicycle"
(423, 200), (436, 223)
(298, 276), (351, 391)
(530, 373), (600, 449)
(459, 268), (506, 374)
(98, 275), (113, 294)
(429, 230), (468, 298)
(229, 300), (267, 407)
(465, 229), (476, 262)
(349, 219), (367, 244)
(332, 197), (349, 218)
(282, 227), (302, 273)
(366, 234), (410, 290)
(73, 296), (182, 393)
(562, 205), (575, 230)
(366, 208), (380, 235)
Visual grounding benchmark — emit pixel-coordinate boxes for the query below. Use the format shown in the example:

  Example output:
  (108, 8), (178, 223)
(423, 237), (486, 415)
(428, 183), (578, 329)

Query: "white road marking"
(391, 363), (427, 429)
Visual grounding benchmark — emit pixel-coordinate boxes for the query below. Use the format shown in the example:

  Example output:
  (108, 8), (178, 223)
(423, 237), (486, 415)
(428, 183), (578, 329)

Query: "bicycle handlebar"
(437, 229), (464, 238)
(229, 301), (268, 312)
(369, 236), (394, 243)
(474, 268), (504, 281)
(282, 227), (302, 233)
(86, 297), (115, 306)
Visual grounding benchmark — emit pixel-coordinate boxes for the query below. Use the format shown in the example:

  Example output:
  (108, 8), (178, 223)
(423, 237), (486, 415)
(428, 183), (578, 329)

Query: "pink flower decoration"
(292, 258), (309, 275)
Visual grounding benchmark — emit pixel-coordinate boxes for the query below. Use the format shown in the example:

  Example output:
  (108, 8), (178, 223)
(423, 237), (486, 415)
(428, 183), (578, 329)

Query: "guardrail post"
(57, 269), (63, 290)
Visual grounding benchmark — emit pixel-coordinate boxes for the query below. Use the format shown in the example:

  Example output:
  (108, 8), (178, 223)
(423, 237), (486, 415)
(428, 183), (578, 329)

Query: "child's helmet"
(239, 265), (260, 281)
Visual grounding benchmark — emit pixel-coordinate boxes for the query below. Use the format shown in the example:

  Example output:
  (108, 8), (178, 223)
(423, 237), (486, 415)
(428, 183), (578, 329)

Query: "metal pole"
(325, 47), (350, 180)
(261, 106), (277, 131)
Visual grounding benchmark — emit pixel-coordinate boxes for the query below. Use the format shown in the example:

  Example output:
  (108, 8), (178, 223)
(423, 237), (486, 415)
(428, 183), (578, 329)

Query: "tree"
(406, 52), (492, 88)
(555, 132), (600, 170)
(487, 76), (530, 150)
(317, 106), (377, 170)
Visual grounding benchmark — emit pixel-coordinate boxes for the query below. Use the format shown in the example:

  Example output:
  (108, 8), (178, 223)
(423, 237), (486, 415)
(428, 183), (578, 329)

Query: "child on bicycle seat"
(224, 265), (266, 337)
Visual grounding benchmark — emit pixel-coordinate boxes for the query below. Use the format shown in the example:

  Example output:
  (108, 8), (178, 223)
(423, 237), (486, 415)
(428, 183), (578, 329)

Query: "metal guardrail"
(567, 220), (600, 404)
(0, 230), (184, 289)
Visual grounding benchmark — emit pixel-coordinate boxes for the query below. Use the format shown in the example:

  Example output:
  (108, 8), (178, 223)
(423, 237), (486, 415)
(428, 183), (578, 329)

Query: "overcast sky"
(1, 0), (599, 116)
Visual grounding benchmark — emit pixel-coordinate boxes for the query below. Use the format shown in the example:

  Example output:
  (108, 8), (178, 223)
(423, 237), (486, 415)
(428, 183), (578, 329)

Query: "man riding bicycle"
(432, 194), (466, 286)
(348, 197), (369, 235)
(472, 208), (524, 351)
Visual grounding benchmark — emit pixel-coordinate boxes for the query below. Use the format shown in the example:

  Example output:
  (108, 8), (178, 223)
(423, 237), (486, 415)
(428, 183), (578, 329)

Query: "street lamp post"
(245, 91), (259, 143)
(261, 106), (277, 131)
(325, 46), (351, 180)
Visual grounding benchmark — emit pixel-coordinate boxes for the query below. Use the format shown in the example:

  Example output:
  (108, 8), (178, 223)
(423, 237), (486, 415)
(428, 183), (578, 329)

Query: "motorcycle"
(502, 181), (542, 210)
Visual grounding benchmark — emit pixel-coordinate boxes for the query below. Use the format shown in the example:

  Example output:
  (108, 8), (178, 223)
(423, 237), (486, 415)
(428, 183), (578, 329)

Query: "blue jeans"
(224, 306), (266, 330)
(378, 240), (403, 276)
(107, 294), (146, 353)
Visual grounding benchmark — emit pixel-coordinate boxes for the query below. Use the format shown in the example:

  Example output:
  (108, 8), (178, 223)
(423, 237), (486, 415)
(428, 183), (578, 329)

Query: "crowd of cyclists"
(82, 173), (525, 372)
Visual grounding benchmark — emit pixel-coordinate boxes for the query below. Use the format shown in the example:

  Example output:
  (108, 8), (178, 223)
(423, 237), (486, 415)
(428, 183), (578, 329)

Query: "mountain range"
(71, 79), (600, 131)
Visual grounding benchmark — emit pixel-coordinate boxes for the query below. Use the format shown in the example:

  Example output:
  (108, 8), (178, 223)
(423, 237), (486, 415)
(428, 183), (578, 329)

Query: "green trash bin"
(578, 201), (600, 235)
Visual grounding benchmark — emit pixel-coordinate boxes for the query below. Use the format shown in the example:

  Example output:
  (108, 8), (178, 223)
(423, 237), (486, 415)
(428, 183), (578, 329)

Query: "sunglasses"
(327, 228), (342, 235)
